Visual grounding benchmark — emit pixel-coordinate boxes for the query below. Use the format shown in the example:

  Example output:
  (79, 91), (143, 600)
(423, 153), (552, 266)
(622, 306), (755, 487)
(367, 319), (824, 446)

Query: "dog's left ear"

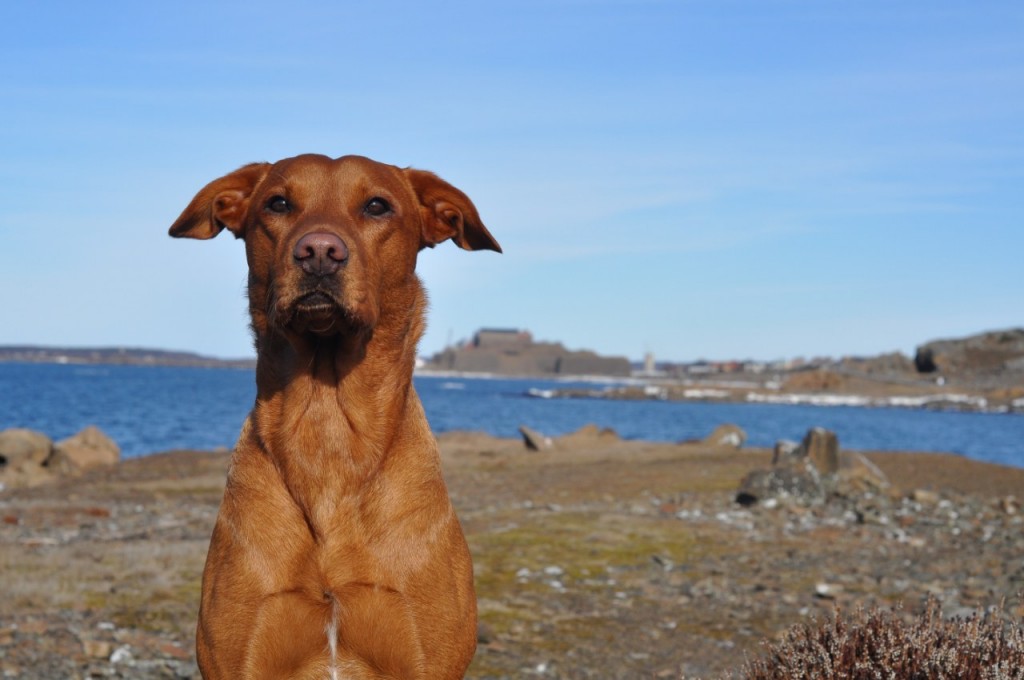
(404, 168), (502, 253)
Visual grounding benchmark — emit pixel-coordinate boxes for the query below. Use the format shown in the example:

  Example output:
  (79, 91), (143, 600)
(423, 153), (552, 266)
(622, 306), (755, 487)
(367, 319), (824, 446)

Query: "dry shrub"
(737, 598), (1024, 680)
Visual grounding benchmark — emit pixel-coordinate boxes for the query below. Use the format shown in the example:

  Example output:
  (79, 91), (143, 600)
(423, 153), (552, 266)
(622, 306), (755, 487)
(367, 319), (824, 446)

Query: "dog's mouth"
(296, 291), (335, 315)
(286, 291), (352, 336)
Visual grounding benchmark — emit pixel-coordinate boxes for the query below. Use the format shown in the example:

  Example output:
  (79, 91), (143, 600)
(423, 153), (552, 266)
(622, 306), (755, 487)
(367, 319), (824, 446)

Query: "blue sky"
(1, 1), (1021, 362)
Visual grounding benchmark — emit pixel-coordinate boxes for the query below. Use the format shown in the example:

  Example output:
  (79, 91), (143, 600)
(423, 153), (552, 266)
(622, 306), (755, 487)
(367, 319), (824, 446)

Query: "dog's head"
(169, 154), (500, 341)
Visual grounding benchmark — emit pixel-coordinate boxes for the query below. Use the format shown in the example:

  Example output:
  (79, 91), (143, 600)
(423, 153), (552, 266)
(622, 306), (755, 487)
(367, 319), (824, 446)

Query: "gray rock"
(739, 429), (844, 506)
(736, 461), (825, 507)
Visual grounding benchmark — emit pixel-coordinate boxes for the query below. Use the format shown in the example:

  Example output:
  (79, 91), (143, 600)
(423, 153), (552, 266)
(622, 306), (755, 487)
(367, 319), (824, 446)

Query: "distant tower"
(644, 351), (655, 375)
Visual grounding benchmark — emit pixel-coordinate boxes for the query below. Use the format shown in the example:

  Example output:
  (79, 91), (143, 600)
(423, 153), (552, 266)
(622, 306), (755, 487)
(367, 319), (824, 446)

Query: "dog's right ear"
(169, 163), (271, 240)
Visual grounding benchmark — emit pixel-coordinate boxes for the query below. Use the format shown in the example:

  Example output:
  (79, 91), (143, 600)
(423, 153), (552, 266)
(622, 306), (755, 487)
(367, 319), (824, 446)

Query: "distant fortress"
(424, 328), (632, 377)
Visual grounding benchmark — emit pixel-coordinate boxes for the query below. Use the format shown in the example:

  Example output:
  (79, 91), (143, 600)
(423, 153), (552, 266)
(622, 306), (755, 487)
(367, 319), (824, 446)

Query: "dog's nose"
(293, 232), (349, 275)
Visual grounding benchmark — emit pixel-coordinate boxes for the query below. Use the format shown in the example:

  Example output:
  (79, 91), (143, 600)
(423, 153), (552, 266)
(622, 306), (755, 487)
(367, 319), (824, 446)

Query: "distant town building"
(473, 328), (533, 349)
(426, 329), (631, 377)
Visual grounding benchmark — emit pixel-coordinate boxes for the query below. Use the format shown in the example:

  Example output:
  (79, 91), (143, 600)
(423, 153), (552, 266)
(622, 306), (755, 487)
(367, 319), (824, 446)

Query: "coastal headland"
(425, 327), (1024, 414)
(2, 428), (1023, 678)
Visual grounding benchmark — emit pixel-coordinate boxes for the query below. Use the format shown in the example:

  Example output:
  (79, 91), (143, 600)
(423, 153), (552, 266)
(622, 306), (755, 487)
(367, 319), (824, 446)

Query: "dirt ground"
(2, 429), (1023, 679)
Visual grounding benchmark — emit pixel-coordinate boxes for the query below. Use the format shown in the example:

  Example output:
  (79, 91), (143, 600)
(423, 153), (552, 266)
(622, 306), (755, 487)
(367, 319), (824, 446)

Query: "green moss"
(473, 511), (703, 583)
(470, 510), (720, 649)
(74, 575), (200, 635)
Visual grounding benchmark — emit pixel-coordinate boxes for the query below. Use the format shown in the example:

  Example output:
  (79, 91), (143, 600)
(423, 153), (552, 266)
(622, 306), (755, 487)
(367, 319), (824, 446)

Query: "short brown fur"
(169, 154), (500, 679)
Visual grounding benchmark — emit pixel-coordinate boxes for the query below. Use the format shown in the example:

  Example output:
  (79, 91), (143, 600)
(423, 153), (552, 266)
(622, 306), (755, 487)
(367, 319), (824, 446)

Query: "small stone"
(158, 641), (191, 660)
(814, 582), (843, 599)
(703, 424), (747, 449)
(83, 639), (113, 659)
(912, 489), (941, 505)
(477, 621), (495, 645)
(110, 644), (133, 664)
(175, 661), (200, 679)
(999, 495), (1020, 514)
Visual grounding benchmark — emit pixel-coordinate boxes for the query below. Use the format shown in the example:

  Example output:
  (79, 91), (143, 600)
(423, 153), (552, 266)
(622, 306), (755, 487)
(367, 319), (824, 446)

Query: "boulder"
(0, 428), (53, 469)
(518, 425), (553, 452)
(703, 424), (746, 449)
(1, 464), (57, 488)
(771, 439), (800, 465)
(49, 426), (120, 474)
(737, 427), (894, 508)
(802, 427), (839, 475)
(736, 461), (825, 507)
(769, 429), (839, 473)
(0, 428), (56, 489)
(736, 426), (906, 510)
(914, 347), (937, 373)
(835, 452), (891, 496)
(556, 423), (620, 449)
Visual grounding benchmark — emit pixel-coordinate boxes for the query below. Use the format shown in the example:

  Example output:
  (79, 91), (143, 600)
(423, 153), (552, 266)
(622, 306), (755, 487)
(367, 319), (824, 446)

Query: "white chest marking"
(325, 596), (340, 680)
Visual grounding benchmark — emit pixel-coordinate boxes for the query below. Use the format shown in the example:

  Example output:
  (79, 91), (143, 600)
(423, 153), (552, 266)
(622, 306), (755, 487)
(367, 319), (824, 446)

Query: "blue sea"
(1, 363), (1023, 468)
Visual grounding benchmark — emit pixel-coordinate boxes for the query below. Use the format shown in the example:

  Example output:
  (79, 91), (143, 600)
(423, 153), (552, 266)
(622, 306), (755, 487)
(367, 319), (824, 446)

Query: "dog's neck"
(245, 281), (430, 531)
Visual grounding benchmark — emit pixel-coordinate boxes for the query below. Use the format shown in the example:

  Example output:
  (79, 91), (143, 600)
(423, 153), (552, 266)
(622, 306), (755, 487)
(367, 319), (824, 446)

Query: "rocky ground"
(2, 429), (1024, 679)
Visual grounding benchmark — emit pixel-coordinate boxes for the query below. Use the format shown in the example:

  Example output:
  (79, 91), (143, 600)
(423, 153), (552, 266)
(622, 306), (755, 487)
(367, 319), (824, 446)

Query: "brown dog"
(169, 154), (500, 679)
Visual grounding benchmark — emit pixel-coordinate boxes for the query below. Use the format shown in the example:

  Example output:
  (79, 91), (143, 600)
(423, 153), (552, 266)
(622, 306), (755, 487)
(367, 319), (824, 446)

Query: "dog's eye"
(266, 196), (291, 214)
(364, 197), (391, 217)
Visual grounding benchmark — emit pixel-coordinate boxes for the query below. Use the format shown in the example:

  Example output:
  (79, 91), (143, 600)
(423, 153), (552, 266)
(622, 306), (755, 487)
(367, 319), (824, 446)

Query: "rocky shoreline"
(530, 371), (1024, 415)
(2, 428), (1023, 678)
